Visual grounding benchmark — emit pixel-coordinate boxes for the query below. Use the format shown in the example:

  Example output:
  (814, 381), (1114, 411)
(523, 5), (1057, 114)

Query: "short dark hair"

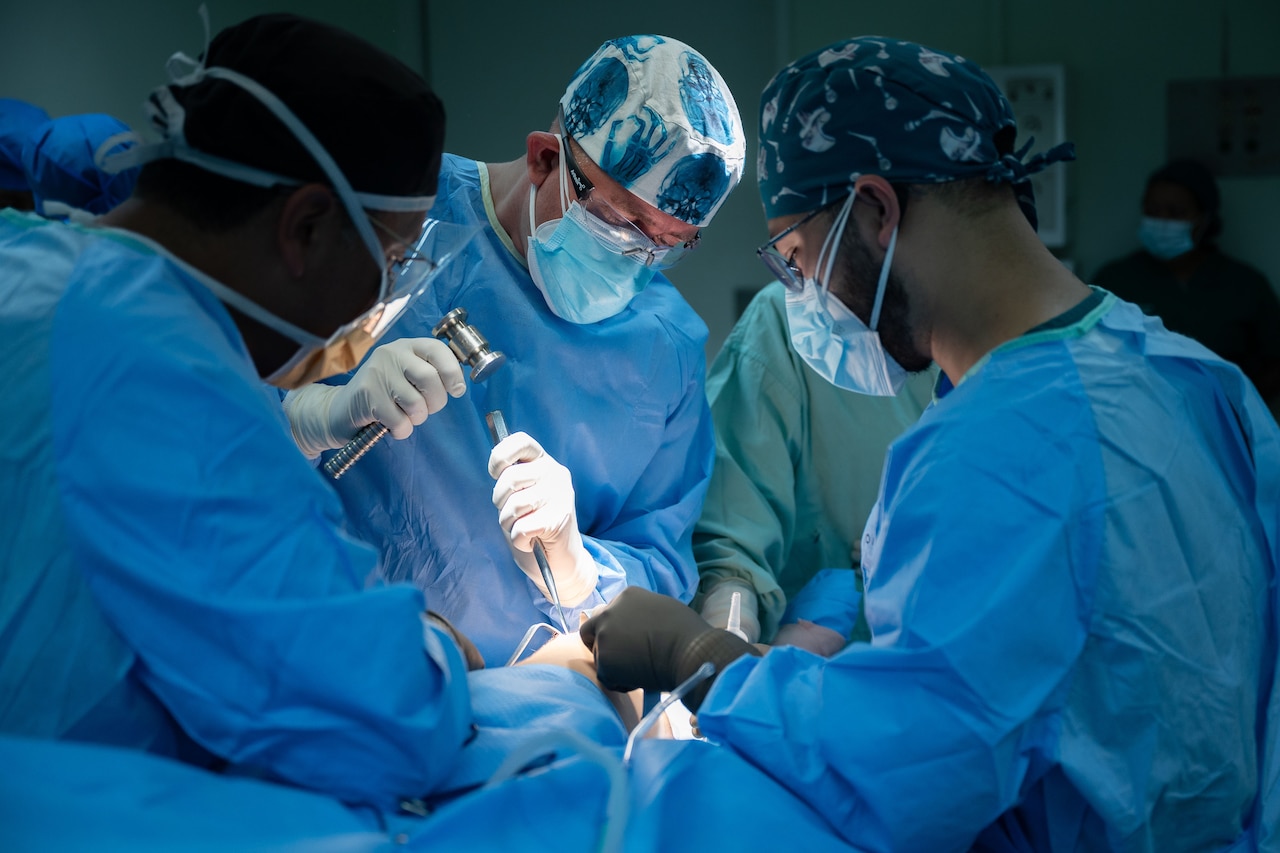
(902, 122), (1016, 218)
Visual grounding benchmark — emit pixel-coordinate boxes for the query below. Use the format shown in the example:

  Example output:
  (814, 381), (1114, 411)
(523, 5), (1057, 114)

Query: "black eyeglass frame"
(756, 186), (911, 291)
(755, 206), (827, 292)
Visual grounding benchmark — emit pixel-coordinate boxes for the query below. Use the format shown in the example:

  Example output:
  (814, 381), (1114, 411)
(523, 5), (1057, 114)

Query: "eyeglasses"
(370, 215), (438, 280)
(357, 216), (480, 340)
(756, 207), (826, 292)
(558, 111), (700, 270)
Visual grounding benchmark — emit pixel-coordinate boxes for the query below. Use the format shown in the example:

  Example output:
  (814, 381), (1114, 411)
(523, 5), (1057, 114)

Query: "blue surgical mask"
(1139, 216), (1196, 261)
(525, 150), (658, 325)
(785, 193), (907, 397)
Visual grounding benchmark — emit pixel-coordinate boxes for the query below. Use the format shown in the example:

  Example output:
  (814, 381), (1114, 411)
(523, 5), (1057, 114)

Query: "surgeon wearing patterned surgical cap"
(582, 35), (1280, 851)
(0, 97), (51, 211)
(22, 113), (141, 219)
(280, 34), (747, 667)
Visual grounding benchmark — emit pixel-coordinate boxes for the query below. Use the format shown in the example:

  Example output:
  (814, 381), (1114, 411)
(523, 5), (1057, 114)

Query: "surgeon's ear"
(853, 175), (901, 252)
(525, 131), (561, 189)
(277, 184), (339, 278)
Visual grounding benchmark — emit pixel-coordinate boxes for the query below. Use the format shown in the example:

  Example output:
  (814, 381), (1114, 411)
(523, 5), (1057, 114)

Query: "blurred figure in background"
(1094, 158), (1280, 402)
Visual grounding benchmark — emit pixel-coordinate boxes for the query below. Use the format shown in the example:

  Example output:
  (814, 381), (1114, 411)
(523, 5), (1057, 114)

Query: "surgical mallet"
(485, 409), (569, 634)
(324, 307), (505, 479)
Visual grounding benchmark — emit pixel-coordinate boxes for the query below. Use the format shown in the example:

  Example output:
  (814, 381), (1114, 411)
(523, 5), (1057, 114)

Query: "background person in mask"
(1093, 158), (1280, 404)
(580, 37), (1280, 850)
(0, 13), (483, 809)
(283, 35), (745, 665)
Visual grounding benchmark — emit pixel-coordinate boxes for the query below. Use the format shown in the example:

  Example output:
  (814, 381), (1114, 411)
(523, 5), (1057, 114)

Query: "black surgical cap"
(167, 13), (444, 197)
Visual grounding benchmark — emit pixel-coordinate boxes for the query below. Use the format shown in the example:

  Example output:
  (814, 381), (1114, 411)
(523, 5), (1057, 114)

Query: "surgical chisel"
(485, 409), (569, 634)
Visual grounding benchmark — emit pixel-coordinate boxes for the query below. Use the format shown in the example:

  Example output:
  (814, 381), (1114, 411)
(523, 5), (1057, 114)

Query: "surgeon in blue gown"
(0, 15), (480, 809)
(283, 35), (747, 665)
(581, 38), (1280, 851)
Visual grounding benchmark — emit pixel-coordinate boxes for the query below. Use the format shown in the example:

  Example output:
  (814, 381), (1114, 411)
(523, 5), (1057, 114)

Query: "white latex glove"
(699, 579), (761, 644)
(282, 338), (466, 458)
(489, 431), (598, 607)
(772, 619), (848, 657)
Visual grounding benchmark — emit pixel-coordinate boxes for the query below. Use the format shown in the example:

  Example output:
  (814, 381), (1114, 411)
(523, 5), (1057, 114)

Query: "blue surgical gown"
(0, 210), (471, 808)
(0, 732), (864, 852)
(320, 154), (715, 665)
(697, 290), (1280, 851)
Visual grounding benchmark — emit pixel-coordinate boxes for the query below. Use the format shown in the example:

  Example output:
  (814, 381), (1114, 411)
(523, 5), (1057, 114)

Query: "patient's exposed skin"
(515, 631), (675, 735)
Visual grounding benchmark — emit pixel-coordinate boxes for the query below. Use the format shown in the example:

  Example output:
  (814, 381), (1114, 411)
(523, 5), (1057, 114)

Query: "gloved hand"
(489, 432), (598, 607)
(772, 619), (848, 656)
(282, 338), (466, 458)
(579, 587), (759, 711)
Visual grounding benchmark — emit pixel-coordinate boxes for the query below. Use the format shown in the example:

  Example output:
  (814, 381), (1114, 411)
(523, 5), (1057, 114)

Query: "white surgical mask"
(1138, 216), (1196, 261)
(525, 146), (658, 325)
(785, 193), (907, 397)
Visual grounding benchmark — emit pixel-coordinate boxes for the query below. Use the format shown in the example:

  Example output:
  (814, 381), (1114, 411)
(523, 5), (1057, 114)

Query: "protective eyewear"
(558, 113), (699, 270)
(756, 206), (826, 293)
(341, 216), (480, 344)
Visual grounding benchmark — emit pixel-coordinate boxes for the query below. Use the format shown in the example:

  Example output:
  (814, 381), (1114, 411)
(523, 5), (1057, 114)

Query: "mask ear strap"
(165, 3), (211, 85)
(556, 136), (569, 215)
(816, 193), (856, 293)
(869, 225), (898, 331)
(92, 132), (143, 172)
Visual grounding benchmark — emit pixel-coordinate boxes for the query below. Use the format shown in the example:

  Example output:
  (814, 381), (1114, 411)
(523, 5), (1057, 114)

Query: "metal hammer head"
(432, 307), (506, 383)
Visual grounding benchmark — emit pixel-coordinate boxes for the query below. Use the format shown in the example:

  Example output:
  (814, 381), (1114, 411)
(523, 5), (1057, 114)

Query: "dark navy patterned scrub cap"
(757, 36), (1076, 230)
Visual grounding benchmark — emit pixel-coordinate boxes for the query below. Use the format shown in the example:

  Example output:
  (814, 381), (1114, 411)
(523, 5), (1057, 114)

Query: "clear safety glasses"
(756, 206), (826, 293)
(559, 116), (700, 270)
(332, 216), (479, 347)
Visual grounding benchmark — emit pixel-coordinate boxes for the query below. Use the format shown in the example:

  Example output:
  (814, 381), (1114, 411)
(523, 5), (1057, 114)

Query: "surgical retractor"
(486, 409), (570, 634)
(324, 307), (505, 479)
